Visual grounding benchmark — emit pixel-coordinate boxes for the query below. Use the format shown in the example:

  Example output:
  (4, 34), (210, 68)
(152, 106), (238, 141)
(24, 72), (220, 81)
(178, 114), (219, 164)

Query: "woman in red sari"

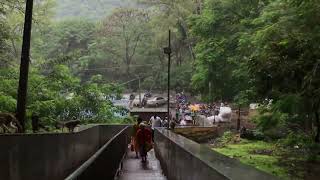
(131, 118), (142, 158)
(136, 122), (152, 163)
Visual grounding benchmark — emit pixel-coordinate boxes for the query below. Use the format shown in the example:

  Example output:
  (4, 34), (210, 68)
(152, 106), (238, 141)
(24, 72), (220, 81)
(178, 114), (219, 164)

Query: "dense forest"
(54, 0), (139, 20)
(0, 0), (320, 178)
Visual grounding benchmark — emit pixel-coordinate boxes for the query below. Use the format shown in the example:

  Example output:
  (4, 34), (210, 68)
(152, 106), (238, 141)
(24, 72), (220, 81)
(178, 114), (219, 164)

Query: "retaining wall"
(0, 125), (126, 180)
(174, 126), (220, 143)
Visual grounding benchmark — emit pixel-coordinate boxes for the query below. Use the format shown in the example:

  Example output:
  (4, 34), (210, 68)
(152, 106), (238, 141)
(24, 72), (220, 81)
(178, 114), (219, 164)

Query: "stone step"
(117, 149), (167, 180)
(119, 174), (167, 180)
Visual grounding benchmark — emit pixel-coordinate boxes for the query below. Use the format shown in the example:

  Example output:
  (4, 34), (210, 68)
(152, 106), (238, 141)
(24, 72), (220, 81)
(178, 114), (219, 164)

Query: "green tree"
(33, 19), (96, 74)
(189, 0), (266, 102)
(0, 0), (15, 67)
(97, 8), (150, 77)
(247, 0), (320, 141)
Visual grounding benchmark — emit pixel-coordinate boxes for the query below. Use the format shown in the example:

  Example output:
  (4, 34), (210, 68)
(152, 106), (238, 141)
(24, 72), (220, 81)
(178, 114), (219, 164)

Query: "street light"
(163, 30), (171, 129)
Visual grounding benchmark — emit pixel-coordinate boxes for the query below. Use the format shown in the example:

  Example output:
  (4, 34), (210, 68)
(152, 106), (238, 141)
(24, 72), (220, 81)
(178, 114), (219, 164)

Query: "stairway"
(117, 148), (167, 180)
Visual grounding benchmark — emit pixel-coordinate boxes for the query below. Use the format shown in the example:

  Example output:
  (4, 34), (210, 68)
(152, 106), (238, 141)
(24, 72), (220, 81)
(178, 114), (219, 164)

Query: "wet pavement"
(117, 148), (167, 180)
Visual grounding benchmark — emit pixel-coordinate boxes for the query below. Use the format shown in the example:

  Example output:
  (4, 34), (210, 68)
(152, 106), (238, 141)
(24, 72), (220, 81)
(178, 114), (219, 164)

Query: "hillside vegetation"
(54, 0), (138, 20)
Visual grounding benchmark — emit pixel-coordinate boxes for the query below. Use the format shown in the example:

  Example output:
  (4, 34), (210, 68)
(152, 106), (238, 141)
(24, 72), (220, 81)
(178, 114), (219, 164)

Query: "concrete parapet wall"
(0, 125), (127, 180)
(154, 128), (279, 180)
(66, 126), (131, 180)
(174, 126), (219, 143)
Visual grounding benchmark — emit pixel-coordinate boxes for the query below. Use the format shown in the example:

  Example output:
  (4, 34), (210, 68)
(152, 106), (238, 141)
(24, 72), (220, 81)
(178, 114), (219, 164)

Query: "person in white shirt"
(150, 115), (155, 124)
(150, 115), (162, 141)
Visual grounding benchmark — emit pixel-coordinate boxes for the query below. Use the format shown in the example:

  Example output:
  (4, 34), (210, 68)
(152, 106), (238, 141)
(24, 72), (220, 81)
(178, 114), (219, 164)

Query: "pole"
(167, 30), (171, 128)
(138, 76), (141, 107)
(16, 0), (34, 133)
(209, 63), (213, 103)
(209, 81), (212, 103)
(237, 106), (241, 131)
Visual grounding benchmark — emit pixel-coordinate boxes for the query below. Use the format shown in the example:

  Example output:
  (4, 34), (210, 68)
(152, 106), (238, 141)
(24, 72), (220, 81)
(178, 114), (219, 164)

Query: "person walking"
(136, 122), (152, 163)
(131, 118), (142, 158)
(151, 115), (161, 141)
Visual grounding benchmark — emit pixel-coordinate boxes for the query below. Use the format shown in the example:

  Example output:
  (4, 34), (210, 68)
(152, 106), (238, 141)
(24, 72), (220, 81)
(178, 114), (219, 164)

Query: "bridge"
(0, 125), (278, 180)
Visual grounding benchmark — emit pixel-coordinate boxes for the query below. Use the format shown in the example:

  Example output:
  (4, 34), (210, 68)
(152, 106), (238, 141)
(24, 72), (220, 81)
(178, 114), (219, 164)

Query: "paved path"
(117, 148), (167, 180)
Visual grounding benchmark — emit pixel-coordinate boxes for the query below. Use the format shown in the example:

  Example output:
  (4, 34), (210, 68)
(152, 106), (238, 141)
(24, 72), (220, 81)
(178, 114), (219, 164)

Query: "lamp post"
(163, 30), (172, 129)
(16, 0), (34, 132)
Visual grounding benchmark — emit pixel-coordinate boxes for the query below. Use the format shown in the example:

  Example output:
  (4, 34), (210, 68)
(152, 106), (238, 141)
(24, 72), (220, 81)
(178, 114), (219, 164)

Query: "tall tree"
(140, 0), (199, 63)
(34, 19), (96, 74)
(0, 0), (11, 67)
(16, 0), (33, 132)
(98, 8), (150, 77)
(189, 0), (266, 102)
(247, 0), (320, 141)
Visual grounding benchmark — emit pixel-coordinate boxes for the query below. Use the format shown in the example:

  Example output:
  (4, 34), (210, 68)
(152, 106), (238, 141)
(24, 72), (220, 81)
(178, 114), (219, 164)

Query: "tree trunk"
(208, 81), (212, 103)
(188, 44), (196, 62)
(315, 111), (320, 143)
(125, 38), (131, 78)
(305, 115), (313, 134)
(10, 38), (19, 59)
(16, 0), (33, 133)
(126, 63), (131, 77)
(237, 106), (241, 131)
(175, 51), (179, 66)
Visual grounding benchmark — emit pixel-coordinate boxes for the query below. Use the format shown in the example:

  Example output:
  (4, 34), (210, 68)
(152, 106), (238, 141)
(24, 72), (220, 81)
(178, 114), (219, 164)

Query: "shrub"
(0, 93), (16, 112)
(251, 94), (307, 139)
(218, 131), (234, 144)
(280, 131), (313, 148)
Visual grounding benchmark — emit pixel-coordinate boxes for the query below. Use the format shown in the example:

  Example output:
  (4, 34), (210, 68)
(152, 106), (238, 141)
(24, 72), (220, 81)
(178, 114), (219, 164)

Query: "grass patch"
(213, 140), (289, 179)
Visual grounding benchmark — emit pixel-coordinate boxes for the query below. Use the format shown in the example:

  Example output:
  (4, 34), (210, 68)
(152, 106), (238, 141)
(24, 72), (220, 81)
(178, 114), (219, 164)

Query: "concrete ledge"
(154, 128), (279, 180)
(66, 126), (131, 180)
(174, 126), (220, 143)
(0, 124), (128, 180)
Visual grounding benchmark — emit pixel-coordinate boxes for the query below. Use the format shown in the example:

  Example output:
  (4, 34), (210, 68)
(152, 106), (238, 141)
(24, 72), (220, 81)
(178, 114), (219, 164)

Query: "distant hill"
(54, 0), (139, 20)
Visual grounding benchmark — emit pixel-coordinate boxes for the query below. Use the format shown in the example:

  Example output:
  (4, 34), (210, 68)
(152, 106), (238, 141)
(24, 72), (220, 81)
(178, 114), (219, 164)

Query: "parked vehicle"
(147, 97), (167, 107)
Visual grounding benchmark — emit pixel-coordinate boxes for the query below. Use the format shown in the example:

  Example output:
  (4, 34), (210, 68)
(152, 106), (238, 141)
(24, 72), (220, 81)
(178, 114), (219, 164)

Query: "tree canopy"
(0, 0), (319, 150)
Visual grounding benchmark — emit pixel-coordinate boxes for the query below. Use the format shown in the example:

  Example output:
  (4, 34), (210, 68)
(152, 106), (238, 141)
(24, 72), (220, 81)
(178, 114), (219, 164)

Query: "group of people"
(174, 93), (231, 126)
(174, 105), (195, 126)
(130, 115), (167, 163)
(199, 103), (223, 117)
(174, 97), (196, 126)
(191, 102), (229, 117)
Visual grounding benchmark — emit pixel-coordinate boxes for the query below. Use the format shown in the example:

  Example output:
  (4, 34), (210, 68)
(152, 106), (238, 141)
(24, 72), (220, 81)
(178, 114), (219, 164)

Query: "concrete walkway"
(117, 148), (167, 180)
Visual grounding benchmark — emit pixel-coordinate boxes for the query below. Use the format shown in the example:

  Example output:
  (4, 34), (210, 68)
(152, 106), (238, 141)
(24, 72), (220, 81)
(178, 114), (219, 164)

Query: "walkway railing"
(0, 125), (127, 180)
(1, 125), (280, 180)
(65, 126), (131, 180)
(154, 128), (279, 180)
